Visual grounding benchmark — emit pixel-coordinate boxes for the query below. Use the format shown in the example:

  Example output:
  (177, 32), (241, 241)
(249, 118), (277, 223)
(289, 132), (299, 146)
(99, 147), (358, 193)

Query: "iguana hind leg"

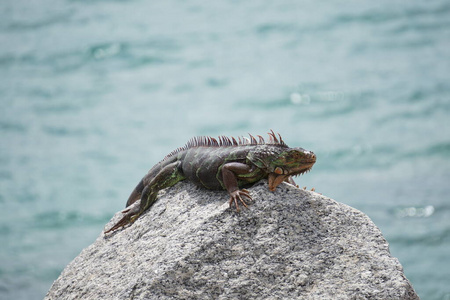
(105, 161), (185, 234)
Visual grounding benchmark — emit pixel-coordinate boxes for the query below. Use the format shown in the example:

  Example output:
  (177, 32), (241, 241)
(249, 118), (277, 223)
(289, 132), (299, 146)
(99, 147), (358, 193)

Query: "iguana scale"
(105, 130), (316, 233)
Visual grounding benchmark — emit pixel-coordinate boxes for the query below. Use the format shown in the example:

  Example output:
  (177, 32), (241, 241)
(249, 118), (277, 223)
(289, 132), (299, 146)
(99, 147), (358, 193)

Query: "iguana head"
(248, 145), (316, 191)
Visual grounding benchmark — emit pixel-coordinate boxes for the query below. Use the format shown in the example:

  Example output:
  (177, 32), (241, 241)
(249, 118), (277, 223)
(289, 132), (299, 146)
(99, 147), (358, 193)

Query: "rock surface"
(46, 181), (419, 299)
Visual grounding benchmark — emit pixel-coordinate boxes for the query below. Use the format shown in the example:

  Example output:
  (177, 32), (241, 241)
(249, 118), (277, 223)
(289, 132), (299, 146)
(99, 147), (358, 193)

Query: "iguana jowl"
(105, 131), (316, 233)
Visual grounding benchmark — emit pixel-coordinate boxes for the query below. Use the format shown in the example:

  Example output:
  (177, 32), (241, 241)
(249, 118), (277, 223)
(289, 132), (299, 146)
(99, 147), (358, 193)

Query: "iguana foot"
(229, 189), (252, 212)
(104, 206), (140, 234)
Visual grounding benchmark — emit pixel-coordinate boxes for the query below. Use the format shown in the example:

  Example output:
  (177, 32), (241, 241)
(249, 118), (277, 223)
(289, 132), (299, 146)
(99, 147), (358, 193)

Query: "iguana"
(105, 130), (316, 233)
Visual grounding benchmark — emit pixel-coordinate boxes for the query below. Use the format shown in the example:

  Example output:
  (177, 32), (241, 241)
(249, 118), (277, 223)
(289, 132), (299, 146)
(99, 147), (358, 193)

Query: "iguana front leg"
(222, 162), (253, 211)
(285, 176), (298, 188)
(105, 161), (185, 233)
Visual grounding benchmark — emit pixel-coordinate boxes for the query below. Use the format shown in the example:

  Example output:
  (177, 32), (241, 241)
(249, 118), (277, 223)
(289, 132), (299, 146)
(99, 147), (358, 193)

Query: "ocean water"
(1, 0), (449, 299)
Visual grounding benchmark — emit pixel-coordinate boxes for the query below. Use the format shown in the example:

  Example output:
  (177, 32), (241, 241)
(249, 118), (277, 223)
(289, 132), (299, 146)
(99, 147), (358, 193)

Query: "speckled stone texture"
(45, 181), (419, 300)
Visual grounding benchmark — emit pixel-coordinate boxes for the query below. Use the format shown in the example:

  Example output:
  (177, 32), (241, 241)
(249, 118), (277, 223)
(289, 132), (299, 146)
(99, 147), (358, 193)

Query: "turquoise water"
(1, 0), (449, 298)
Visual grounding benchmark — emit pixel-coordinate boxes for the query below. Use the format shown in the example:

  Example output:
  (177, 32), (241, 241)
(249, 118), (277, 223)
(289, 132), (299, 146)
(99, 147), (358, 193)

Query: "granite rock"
(46, 181), (419, 299)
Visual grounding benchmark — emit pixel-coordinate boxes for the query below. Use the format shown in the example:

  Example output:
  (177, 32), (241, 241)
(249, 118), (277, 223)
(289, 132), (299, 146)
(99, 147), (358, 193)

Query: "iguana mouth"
(268, 163), (315, 191)
(290, 162), (315, 176)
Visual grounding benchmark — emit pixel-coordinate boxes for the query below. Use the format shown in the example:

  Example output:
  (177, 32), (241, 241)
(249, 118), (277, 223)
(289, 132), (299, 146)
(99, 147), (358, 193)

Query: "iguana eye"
(274, 167), (283, 174)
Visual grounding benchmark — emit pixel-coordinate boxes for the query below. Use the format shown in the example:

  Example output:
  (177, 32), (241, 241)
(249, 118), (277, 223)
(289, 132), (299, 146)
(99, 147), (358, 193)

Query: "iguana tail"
(126, 179), (144, 207)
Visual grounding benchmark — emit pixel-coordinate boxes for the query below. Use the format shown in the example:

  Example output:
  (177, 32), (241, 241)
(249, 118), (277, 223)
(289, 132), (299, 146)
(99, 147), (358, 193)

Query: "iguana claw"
(229, 189), (252, 212)
(302, 187), (316, 192)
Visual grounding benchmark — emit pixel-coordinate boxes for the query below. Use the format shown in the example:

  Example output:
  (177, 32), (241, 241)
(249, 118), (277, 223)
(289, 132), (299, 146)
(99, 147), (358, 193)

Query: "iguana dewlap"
(105, 131), (316, 233)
